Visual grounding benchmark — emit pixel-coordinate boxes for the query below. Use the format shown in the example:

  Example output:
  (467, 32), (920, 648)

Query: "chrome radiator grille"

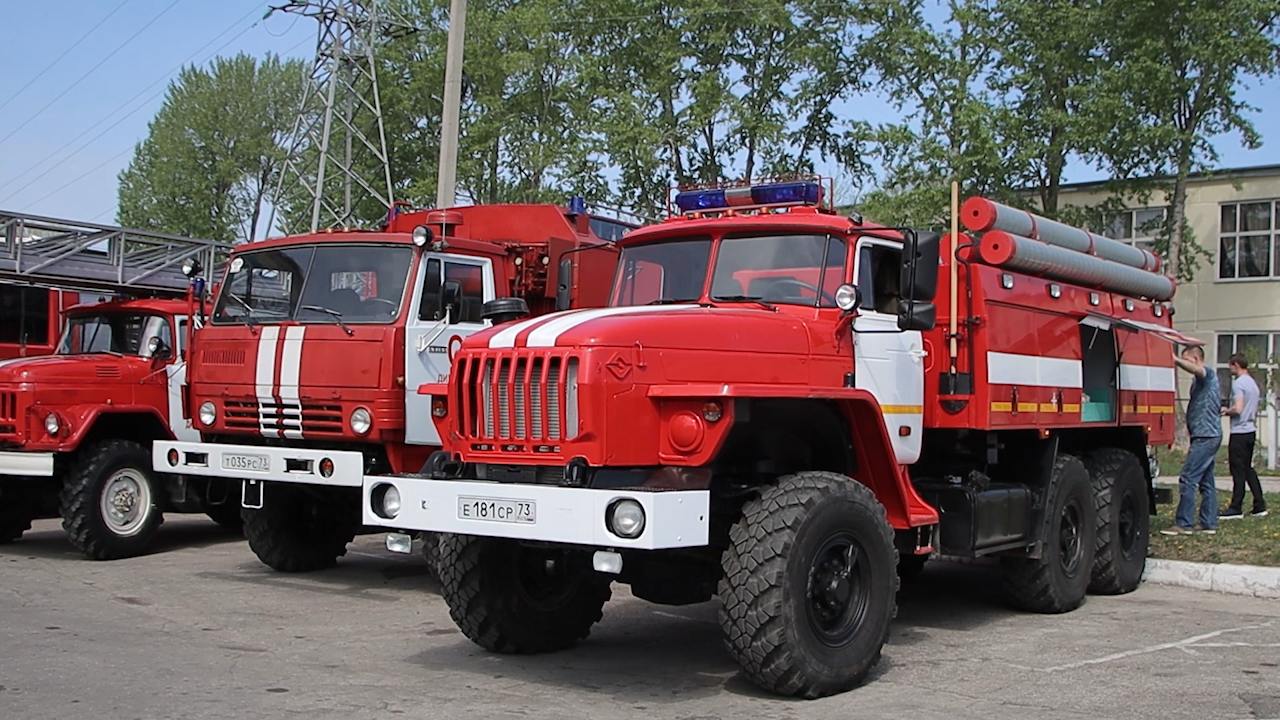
(458, 352), (579, 442)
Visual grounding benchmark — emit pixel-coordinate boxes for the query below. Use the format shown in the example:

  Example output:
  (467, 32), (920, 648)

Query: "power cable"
(0, 0), (182, 149)
(0, 3), (266, 198)
(0, 0), (132, 114)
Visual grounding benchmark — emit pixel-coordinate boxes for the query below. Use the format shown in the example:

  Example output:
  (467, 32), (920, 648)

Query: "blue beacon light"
(674, 181), (822, 212)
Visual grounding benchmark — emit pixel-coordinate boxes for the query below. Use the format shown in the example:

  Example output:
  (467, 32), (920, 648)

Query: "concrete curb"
(1143, 558), (1280, 599)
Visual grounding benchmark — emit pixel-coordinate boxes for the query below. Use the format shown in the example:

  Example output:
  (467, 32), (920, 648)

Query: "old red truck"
(154, 202), (628, 572)
(361, 180), (1188, 698)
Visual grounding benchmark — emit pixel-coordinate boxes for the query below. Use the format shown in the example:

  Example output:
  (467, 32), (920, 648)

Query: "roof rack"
(0, 210), (231, 296)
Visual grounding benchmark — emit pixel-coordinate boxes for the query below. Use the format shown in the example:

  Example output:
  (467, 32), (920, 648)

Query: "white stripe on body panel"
(524, 305), (699, 348)
(255, 327), (281, 437)
(165, 362), (199, 441)
(279, 326), (305, 439)
(1119, 364), (1176, 392)
(986, 351), (1083, 388)
(487, 311), (580, 349)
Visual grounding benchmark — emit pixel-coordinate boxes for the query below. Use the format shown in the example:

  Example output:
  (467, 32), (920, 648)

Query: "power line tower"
(269, 0), (416, 234)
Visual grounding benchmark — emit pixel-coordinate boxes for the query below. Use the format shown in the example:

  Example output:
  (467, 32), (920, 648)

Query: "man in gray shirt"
(1163, 345), (1222, 534)
(1221, 353), (1268, 519)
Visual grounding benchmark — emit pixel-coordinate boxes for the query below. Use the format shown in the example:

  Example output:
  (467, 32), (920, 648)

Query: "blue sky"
(0, 0), (1277, 226)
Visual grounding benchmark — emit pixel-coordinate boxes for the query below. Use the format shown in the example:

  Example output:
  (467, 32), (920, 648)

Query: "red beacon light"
(673, 180), (824, 213)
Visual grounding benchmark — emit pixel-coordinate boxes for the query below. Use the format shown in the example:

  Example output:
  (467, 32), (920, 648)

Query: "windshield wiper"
(222, 293), (259, 332)
(710, 295), (777, 312)
(302, 305), (355, 336)
(646, 297), (686, 305)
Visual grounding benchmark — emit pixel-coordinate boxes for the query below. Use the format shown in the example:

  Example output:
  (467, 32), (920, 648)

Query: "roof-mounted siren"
(670, 178), (833, 217)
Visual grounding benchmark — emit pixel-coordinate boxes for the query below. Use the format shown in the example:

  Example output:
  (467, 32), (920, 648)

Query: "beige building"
(1058, 163), (1280, 463)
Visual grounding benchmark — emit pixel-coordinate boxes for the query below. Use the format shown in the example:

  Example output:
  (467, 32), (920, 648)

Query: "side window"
(418, 259), (443, 321)
(857, 244), (903, 315)
(446, 262), (485, 324)
(0, 285), (50, 346)
(417, 259), (486, 324)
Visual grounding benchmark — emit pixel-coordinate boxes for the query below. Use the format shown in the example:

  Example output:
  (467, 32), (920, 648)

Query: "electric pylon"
(269, 0), (416, 233)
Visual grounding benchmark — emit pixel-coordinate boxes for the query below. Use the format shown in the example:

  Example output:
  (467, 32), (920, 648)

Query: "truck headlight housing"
(350, 407), (372, 435)
(44, 413), (60, 436)
(606, 498), (646, 539)
(371, 483), (401, 520)
(198, 402), (217, 427)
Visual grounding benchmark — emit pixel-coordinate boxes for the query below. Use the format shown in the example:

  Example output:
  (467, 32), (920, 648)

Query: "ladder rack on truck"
(0, 210), (229, 296)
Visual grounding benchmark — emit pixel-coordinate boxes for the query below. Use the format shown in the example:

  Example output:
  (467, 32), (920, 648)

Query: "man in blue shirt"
(1162, 345), (1222, 535)
(1220, 353), (1268, 519)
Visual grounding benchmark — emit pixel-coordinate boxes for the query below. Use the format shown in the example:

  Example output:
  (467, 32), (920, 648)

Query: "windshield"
(711, 234), (846, 307)
(212, 244), (414, 325)
(58, 314), (171, 357)
(610, 233), (847, 308)
(611, 238), (711, 306)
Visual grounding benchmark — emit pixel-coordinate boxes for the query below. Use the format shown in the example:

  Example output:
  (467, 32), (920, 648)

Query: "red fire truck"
(0, 210), (230, 557)
(153, 202), (627, 573)
(0, 284), (81, 360)
(359, 180), (1192, 698)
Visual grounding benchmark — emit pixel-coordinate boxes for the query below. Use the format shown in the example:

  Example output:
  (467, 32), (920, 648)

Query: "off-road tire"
(421, 531), (441, 577)
(718, 471), (898, 699)
(203, 479), (244, 530)
(1001, 454), (1095, 613)
(242, 483), (356, 572)
(439, 534), (611, 653)
(1084, 448), (1149, 595)
(60, 440), (163, 560)
(0, 485), (39, 543)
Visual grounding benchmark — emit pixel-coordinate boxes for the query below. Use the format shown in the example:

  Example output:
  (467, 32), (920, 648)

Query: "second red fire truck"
(154, 202), (626, 572)
(360, 180), (1191, 698)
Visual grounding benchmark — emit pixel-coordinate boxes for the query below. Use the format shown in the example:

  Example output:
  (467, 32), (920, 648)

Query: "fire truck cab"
(154, 202), (626, 573)
(362, 180), (1184, 699)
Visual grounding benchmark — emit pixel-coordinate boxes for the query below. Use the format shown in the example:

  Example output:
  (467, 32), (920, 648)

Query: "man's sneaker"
(1249, 509), (1269, 518)
(1194, 526), (1218, 535)
(1220, 508), (1245, 520)
(1160, 525), (1196, 536)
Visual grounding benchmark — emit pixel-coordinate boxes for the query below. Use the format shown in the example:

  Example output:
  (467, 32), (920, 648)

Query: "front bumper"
(153, 441), (365, 488)
(363, 475), (710, 550)
(0, 451), (55, 477)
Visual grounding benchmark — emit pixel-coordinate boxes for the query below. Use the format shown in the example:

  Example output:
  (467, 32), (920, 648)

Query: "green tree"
(1091, 0), (1280, 281)
(118, 53), (306, 242)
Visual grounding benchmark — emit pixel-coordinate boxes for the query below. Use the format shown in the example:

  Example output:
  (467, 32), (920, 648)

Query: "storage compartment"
(915, 479), (1032, 556)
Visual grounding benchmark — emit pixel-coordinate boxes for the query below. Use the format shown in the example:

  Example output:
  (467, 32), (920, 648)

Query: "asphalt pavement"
(1, 516), (1278, 720)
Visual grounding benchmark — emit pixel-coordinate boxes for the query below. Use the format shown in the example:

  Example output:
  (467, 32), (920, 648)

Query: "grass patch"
(1154, 445), (1280, 477)
(1150, 489), (1280, 567)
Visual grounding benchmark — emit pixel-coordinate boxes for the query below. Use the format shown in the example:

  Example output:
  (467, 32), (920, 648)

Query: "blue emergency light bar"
(673, 181), (823, 213)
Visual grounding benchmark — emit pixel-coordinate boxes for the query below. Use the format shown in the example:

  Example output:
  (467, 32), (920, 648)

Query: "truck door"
(852, 238), (924, 464)
(163, 317), (199, 442)
(404, 254), (495, 445)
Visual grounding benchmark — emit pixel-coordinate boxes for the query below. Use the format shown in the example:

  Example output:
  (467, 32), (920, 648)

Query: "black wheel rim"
(805, 531), (871, 647)
(1059, 499), (1084, 576)
(1117, 490), (1139, 559)
(513, 545), (580, 612)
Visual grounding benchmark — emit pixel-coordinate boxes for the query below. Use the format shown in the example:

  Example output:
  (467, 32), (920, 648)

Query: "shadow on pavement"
(0, 514), (246, 561)
(192, 544), (441, 601)
(407, 557), (1019, 704)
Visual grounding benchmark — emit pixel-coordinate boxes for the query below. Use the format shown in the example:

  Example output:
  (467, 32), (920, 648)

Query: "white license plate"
(221, 453), (269, 472)
(457, 496), (536, 524)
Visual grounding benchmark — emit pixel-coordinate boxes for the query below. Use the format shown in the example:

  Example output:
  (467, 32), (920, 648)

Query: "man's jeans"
(1176, 436), (1221, 529)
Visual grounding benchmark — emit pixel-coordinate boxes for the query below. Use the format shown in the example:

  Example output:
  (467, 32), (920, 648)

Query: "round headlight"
(44, 413), (60, 436)
(350, 407), (372, 435)
(607, 498), (646, 539)
(382, 485), (401, 517)
(411, 225), (433, 247)
(198, 402), (217, 427)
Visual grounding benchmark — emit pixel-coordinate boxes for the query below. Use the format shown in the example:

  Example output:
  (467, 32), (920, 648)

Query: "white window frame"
(1100, 207), (1167, 255)
(1217, 199), (1280, 282)
(1214, 331), (1278, 403)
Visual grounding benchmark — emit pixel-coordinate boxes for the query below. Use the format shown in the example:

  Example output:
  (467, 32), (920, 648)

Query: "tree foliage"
(118, 53), (306, 242)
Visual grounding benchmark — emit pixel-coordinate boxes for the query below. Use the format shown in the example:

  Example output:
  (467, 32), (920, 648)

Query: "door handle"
(907, 348), (928, 359)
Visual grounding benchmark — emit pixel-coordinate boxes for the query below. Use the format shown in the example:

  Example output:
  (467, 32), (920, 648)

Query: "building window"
(1218, 200), (1279, 280)
(1215, 332), (1278, 400)
(1102, 207), (1167, 254)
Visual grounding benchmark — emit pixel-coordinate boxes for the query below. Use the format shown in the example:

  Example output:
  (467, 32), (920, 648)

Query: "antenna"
(269, 0), (416, 234)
